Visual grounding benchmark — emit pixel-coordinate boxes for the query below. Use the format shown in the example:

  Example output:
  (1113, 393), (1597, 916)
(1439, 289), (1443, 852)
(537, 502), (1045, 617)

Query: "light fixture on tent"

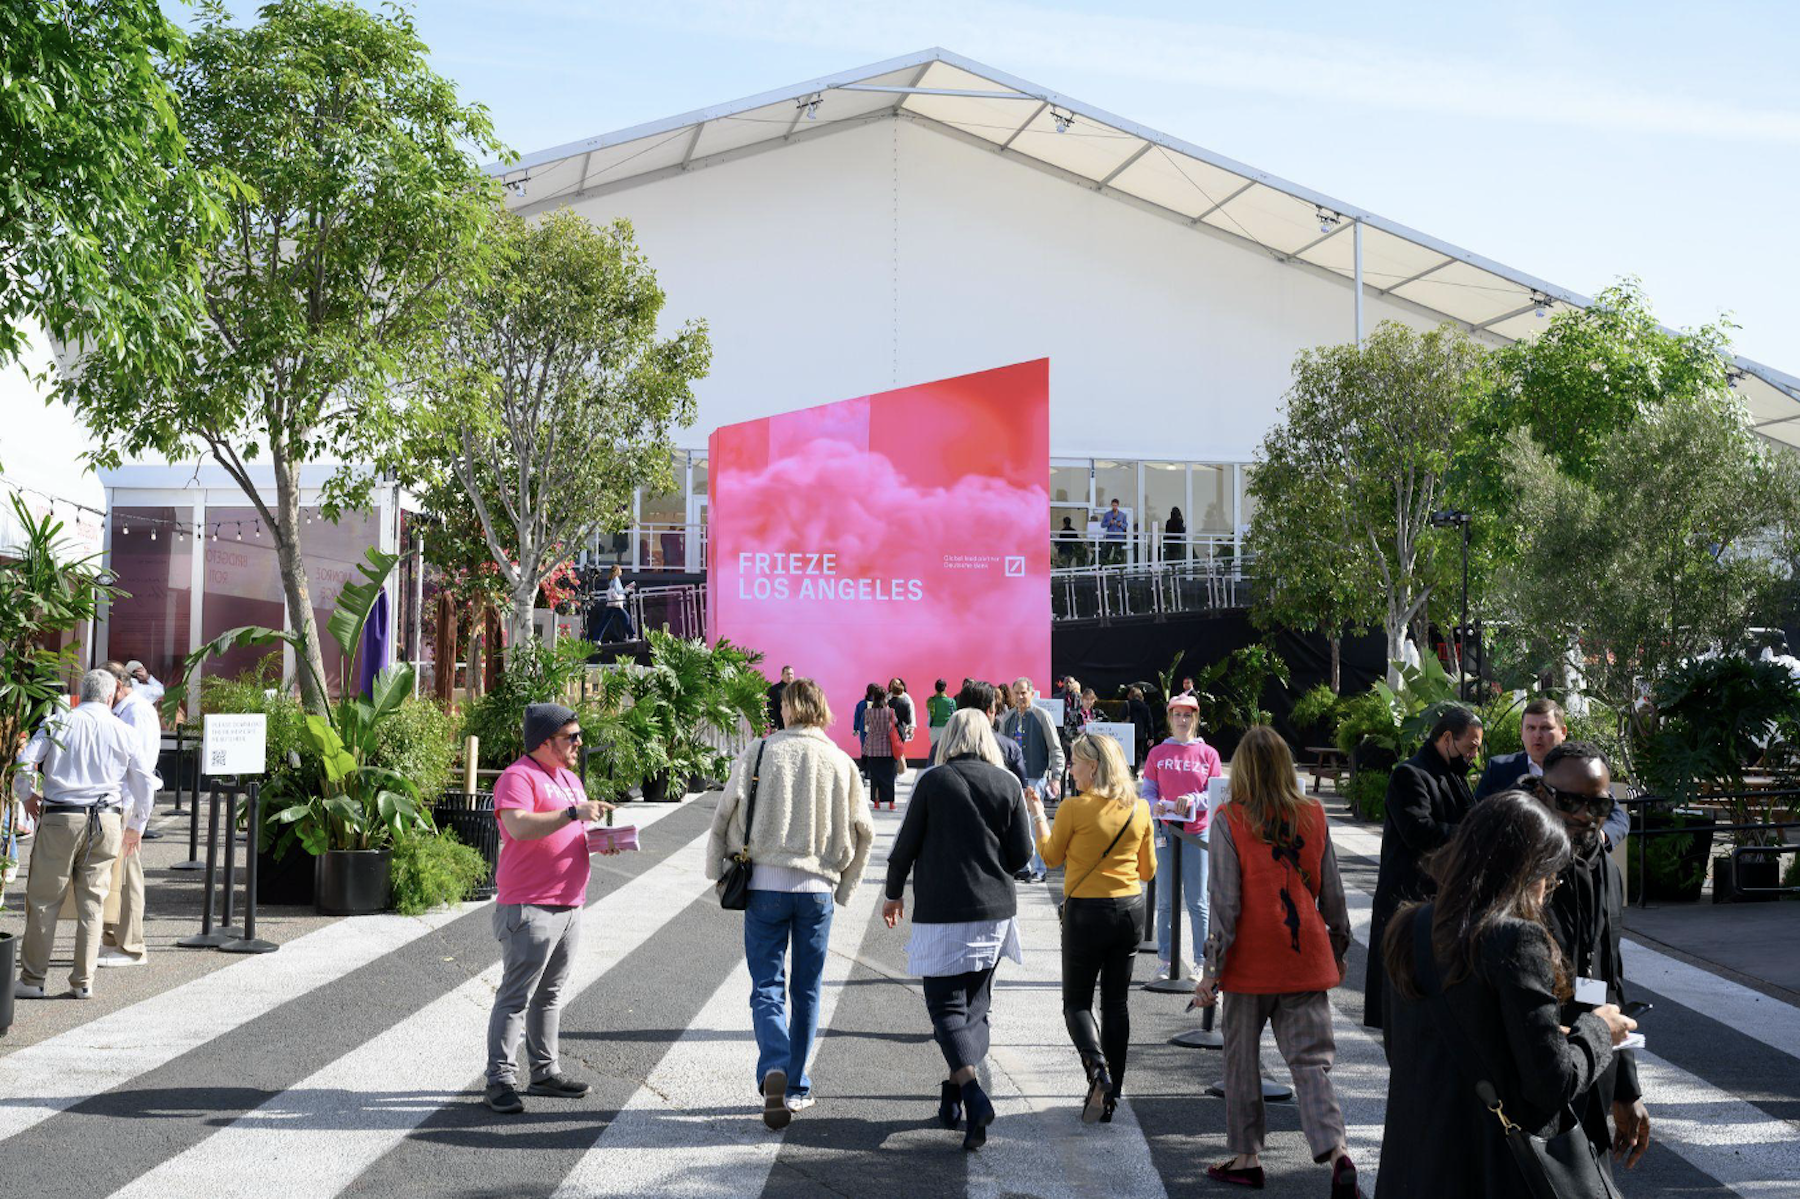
(236, 522), (243, 541)
(150, 528), (157, 541)
(504, 175), (528, 198)
(797, 94), (821, 121)
(253, 521), (261, 538)
(122, 522), (130, 534)
(211, 527), (218, 542)
(1051, 107), (1073, 133)
(1532, 291), (1553, 318)
(1316, 206), (1340, 235)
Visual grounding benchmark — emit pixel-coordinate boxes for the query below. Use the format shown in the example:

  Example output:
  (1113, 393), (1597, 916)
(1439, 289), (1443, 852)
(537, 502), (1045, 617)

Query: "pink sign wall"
(709, 360), (1051, 755)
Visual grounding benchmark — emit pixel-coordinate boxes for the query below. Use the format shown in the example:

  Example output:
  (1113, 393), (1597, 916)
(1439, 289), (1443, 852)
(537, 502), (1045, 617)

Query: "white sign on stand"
(1033, 697), (1065, 723)
(1087, 720), (1137, 766)
(203, 713), (267, 776)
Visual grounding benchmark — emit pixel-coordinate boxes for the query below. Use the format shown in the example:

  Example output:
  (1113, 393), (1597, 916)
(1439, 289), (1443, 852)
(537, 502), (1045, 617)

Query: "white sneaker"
(12, 981), (47, 999)
(70, 986), (92, 999)
(784, 1095), (815, 1114)
(97, 950), (146, 968)
(1154, 960), (1172, 981)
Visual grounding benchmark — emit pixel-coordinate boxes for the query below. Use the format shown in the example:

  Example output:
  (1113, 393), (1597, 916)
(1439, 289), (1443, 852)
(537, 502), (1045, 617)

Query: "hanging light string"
(110, 508), (324, 544)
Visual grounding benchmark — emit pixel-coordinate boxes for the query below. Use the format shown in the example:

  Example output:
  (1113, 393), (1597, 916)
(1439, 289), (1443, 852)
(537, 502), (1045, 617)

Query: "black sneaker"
(484, 1083), (525, 1114)
(527, 1073), (591, 1098)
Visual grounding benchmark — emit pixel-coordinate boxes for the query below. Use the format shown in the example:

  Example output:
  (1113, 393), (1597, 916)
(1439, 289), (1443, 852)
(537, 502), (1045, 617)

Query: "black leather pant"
(1061, 894), (1144, 1097)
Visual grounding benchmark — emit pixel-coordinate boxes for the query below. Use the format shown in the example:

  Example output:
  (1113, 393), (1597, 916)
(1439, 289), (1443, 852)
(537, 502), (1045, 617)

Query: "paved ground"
(2, 781), (1797, 1198)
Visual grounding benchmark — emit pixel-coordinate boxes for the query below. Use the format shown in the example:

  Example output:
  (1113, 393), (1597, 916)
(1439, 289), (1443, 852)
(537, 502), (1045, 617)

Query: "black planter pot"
(257, 844), (316, 907)
(0, 931), (16, 1036)
(1350, 741), (1397, 775)
(1627, 808), (1714, 904)
(315, 849), (393, 916)
(1713, 850), (1781, 904)
(640, 772), (676, 804)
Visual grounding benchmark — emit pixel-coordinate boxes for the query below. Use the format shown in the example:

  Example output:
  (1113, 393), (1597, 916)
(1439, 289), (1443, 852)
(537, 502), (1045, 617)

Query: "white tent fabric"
(493, 48), (1800, 446)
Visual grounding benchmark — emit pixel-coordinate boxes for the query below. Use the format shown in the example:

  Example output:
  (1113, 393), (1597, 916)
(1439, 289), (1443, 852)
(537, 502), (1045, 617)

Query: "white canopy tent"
(493, 47), (1800, 447)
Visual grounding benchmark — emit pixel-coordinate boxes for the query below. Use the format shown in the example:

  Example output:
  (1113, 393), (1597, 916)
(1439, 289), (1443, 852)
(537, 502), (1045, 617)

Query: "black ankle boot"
(959, 1078), (994, 1150)
(1081, 1059), (1114, 1125)
(938, 1080), (963, 1129)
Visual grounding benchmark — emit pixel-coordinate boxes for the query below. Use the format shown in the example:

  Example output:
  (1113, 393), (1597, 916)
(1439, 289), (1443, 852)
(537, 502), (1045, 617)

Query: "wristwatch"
(564, 805), (580, 823)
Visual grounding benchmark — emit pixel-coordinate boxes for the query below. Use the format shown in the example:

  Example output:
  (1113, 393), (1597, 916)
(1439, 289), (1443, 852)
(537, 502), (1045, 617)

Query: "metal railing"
(1623, 790), (1800, 905)
(1052, 554), (1253, 623)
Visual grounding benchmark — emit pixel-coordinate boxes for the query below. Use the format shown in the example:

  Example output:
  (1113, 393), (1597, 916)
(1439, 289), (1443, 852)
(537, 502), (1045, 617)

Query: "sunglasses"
(1535, 778), (1605, 816)
(558, 730), (585, 743)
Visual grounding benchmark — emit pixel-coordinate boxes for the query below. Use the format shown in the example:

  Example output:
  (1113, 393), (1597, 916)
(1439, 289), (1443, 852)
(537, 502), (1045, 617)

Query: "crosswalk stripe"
(550, 820), (896, 1198)
(101, 816), (717, 1199)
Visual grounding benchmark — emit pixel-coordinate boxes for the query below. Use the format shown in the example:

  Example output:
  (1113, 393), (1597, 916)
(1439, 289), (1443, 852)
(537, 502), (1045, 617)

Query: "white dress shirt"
(14, 702), (160, 832)
(113, 689), (164, 773)
(135, 674), (165, 707)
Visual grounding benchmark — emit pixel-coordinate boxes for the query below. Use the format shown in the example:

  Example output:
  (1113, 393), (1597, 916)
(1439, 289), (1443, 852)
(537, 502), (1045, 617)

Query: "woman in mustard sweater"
(1025, 733), (1155, 1124)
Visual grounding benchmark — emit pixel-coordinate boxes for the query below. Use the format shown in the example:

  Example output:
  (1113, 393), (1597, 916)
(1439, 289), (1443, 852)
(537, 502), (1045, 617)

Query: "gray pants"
(1222, 989), (1346, 1160)
(486, 903), (581, 1087)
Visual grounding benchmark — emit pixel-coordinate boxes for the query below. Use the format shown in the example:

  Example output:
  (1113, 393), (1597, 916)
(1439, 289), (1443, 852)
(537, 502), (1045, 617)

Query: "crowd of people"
(707, 675), (1649, 1197)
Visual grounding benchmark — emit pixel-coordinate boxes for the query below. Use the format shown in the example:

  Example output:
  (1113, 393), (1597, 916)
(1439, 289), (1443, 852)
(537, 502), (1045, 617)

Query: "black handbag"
(1411, 907), (1623, 1199)
(718, 741), (766, 911)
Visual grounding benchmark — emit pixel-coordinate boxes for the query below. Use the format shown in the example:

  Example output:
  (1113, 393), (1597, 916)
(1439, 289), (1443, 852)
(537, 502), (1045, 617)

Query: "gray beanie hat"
(523, 702), (578, 753)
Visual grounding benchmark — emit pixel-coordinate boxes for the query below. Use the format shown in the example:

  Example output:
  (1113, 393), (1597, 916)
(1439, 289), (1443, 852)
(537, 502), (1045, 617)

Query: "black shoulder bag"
(718, 741), (766, 911)
(1410, 907), (1621, 1199)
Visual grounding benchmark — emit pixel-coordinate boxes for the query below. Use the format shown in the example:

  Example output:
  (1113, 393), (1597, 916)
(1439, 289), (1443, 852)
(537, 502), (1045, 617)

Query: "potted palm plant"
(161, 546), (434, 914)
(590, 630), (769, 803)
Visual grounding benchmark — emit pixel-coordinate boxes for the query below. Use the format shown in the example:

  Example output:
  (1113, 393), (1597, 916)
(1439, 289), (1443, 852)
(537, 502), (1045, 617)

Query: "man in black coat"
(1365, 705), (1484, 1030)
(1531, 741), (1651, 1173)
(766, 665), (793, 731)
(1475, 697), (1629, 848)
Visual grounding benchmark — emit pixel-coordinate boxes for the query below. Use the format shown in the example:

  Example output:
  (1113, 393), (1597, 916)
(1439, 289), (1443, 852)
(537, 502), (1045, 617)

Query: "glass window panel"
(1194, 466), (1233, 533)
(1238, 466), (1256, 533)
(639, 451), (686, 570)
(107, 506), (194, 694)
(1049, 464), (1088, 507)
(1142, 462), (1186, 531)
(199, 506), (287, 687)
(1092, 460), (1135, 514)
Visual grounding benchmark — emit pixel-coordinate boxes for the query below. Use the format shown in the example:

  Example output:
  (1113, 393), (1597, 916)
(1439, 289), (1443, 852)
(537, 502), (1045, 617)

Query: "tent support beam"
(1000, 101), (1049, 150)
(1378, 257), (1453, 296)
(1192, 180), (1255, 225)
(1097, 142), (1154, 189)
(1470, 299), (1544, 333)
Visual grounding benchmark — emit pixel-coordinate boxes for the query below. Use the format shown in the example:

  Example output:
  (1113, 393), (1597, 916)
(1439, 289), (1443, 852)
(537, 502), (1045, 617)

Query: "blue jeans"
(744, 889), (834, 1098)
(1154, 825), (1208, 966)
(1025, 773), (1052, 874)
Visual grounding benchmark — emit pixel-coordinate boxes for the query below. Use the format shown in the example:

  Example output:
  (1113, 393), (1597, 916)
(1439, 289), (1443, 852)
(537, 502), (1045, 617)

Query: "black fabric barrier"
(1051, 610), (1389, 755)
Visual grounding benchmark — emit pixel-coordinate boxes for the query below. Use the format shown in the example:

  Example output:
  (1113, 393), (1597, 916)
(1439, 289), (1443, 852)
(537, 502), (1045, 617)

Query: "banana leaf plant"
(160, 546), (433, 857)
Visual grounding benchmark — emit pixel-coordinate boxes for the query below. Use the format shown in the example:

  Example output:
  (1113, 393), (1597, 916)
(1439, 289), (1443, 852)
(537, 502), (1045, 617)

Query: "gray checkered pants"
(1221, 989), (1346, 1161)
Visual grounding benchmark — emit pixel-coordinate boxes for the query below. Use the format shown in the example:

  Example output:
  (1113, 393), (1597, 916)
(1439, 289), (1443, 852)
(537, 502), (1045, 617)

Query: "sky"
(7, 0), (1797, 507)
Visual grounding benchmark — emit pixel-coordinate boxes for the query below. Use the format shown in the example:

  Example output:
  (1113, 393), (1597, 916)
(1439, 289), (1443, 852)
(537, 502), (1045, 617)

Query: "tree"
(1502, 384), (1800, 711)
(1246, 441), (1381, 692)
(62, 0), (503, 714)
(1, 0), (227, 441)
(416, 208), (709, 660)
(1250, 321), (1488, 686)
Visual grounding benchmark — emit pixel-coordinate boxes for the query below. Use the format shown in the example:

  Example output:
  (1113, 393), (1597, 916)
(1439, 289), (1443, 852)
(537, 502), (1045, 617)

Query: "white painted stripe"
(0, 905), (469, 1145)
(551, 821), (895, 1198)
(0, 797), (697, 1148)
(104, 820), (719, 1199)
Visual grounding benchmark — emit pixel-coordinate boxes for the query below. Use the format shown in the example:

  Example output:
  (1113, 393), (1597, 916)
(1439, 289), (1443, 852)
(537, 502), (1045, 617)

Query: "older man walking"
(100, 660), (162, 967)
(484, 702), (614, 1114)
(12, 669), (159, 1000)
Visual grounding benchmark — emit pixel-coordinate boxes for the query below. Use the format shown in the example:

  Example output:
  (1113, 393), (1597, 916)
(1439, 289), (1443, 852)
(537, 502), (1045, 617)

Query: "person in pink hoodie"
(1139, 693), (1223, 980)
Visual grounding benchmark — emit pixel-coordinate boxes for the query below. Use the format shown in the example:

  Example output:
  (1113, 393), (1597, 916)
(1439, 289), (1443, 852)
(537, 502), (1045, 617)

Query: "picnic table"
(1305, 746), (1349, 794)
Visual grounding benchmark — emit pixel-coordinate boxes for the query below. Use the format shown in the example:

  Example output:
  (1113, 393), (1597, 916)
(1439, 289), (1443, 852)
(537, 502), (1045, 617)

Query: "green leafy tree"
(1503, 381), (1800, 712)
(1, 0), (228, 424)
(414, 208), (710, 660)
(62, 0), (503, 714)
(1250, 321), (1488, 685)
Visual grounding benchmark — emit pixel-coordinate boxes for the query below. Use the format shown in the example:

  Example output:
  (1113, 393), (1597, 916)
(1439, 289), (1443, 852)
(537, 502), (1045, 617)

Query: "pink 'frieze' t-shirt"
(493, 754), (592, 906)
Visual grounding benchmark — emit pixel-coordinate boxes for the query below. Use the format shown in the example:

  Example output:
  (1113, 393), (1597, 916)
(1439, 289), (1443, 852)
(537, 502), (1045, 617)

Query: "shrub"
(1334, 689), (1400, 757)
(389, 829), (489, 915)
(461, 638), (601, 769)
(1289, 683), (1347, 737)
(372, 697), (457, 801)
(1344, 767), (1389, 821)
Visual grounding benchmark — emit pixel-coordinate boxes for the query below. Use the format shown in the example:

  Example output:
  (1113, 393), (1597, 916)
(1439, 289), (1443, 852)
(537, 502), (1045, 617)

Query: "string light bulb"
(150, 528), (157, 541)
(236, 522), (243, 541)
(122, 523), (130, 535)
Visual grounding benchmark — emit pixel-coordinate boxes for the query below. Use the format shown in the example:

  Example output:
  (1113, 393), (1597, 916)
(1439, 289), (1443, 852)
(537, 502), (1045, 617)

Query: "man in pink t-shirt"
(483, 702), (614, 1114)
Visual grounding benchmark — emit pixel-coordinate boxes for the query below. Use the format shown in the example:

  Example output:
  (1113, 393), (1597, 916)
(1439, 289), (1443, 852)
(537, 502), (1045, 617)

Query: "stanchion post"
(464, 735), (479, 794)
(1172, 992), (1225, 1049)
(178, 786), (235, 947)
(1137, 873), (1160, 953)
(216, 783), (242, 938)
(171, 728), (204, 870)
(220, 782), (277, 954)
(1145, 830), (1191, 993)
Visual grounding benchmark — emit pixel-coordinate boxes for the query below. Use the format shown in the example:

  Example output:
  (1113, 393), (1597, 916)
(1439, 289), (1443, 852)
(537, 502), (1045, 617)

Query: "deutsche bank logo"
(1004, 556), (1025, 577)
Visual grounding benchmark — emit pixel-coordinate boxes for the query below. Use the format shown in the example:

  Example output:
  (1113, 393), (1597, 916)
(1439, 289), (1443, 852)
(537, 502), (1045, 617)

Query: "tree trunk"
(1385, 612), (1406, 689)
(1329, 634), (1342, 695)
(271, 452), (330, 714)
(466, 609), (486, 700)
(505, 584), (536, 668)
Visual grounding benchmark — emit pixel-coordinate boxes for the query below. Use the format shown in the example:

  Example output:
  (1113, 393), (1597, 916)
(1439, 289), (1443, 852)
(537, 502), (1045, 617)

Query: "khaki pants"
(1222, 989), (1346, 1161)
(22, 809), (123, 991)
(103, 850), (148, 958)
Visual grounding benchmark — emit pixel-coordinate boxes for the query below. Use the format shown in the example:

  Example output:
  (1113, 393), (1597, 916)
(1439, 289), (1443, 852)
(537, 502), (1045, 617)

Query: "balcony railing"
(1052, 550), (1252, 623)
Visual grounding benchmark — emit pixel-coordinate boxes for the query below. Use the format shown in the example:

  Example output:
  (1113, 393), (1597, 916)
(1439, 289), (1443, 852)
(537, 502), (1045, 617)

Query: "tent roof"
(492, 47), (1800, 446)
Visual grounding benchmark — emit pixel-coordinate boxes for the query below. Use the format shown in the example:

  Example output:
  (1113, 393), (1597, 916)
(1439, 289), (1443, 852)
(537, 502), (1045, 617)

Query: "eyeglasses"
(559, 730), (584, 744)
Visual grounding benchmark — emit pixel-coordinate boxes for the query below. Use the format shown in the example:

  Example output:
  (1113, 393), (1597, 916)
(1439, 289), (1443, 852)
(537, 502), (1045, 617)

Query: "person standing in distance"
(767, 665), (794, 732)
(1475, 697), (1629, 849)
(925, 679), (956, 754)
(484, 703), (616, 1114)
(1139, 693), (1222, 981)
(998, 678), (1064, 884)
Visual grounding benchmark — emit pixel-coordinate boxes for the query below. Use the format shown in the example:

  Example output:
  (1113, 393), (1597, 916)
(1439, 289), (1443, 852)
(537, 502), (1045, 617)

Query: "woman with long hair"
(1026, 733), (1155, 1124)
(1375, 790), (1635, 1198)
(861, 687), (900, 811)
(706, 679), (874, 1129)
(883, 709), (1036, 1150)
(1194, 726), (1357, 1196)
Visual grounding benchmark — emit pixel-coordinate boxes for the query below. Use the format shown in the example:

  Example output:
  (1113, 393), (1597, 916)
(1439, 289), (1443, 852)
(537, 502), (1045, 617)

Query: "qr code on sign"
(209, 749), (229, 770)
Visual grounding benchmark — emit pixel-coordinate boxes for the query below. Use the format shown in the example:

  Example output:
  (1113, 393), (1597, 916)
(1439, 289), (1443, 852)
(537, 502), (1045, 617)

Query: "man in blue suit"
(1475, 697), (1630, 848)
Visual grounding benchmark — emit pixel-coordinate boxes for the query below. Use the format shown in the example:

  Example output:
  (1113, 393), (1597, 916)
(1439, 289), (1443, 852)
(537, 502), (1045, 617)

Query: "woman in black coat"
(1364, 705), (1483, 1029)
(1376, 791), (1636, 1199)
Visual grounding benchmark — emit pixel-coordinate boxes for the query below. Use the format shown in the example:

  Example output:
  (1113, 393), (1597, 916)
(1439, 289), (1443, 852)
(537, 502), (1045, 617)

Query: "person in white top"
(12, 669), (160, 999)
(124, 659), (165, 708)
(101, 660), (162, 966)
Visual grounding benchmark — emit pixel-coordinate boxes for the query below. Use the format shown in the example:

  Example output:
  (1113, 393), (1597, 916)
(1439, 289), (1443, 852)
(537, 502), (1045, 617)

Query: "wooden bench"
(1305, 747), (1349, 794)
